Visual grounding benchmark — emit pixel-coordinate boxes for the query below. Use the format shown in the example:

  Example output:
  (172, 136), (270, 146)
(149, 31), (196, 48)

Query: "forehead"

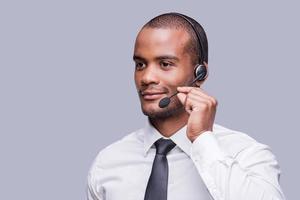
(134, 28), (190, 58)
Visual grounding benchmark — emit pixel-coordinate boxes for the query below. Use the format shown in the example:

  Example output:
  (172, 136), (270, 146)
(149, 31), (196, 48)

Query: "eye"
(160, 61), (173, 69)
(135, 62), (146, 70)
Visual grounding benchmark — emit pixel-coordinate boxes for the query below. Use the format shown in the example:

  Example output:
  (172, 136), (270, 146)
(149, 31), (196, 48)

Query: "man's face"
(133, 27), (195, 119)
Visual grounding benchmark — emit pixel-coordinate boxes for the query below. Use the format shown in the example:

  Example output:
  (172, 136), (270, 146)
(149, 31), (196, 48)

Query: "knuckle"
(187, 93), (193, 99)
(211, 97), (218, 106)
(190, 88), (198, 94)
(207, 100), (213, 107)
(200, 102), (209, 110)
(214, 99), (218, 106)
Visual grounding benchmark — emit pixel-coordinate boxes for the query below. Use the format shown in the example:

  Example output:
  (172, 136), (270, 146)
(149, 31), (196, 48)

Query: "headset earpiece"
(194, 64), (207, 81)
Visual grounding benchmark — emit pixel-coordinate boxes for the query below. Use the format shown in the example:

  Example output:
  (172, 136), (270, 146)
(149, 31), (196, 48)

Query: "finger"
(177, 90), (208, 104)
(177, 87), (218, 107)
(189, 87), (210, 97)
(179, 87), (210, 99)
(176, 92), (186, 105)
(178, 90), (211, 108)
(177, 86), (194, 93)
(185, 96), (211, 112)
(189, 88), (218, 106)
(188, 90), (213, 104)
(184, 97), (209, 113)
(186, 92), (207, 102)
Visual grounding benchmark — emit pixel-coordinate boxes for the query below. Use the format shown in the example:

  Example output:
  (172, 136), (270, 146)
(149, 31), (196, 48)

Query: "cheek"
(161, 70), (192, 87)
(134, 73), (140, 87)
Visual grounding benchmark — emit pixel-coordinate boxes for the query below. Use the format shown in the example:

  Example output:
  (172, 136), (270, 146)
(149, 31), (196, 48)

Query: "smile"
(142, 93), (166, 100)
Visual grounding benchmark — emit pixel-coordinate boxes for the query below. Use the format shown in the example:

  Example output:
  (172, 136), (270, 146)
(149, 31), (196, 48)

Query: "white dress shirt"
(87, 120), (285, 200)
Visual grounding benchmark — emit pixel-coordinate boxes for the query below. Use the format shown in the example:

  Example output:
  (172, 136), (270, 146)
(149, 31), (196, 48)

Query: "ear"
(195, 62), (208, 87)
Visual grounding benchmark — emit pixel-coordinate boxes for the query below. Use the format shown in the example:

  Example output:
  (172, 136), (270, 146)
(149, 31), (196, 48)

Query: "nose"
(141, 65), (160, 86)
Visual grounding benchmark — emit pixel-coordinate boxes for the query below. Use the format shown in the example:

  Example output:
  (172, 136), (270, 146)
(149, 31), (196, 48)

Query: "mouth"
(142, 93), (166, 100)
(142, 93), (163, 100)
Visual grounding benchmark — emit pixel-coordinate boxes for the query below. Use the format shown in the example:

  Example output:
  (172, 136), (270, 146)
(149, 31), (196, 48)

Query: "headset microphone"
(158, 64), (207, 108)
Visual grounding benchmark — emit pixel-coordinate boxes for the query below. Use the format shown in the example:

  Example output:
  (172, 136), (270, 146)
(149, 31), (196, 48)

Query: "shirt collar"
(143, 118), (192, 157)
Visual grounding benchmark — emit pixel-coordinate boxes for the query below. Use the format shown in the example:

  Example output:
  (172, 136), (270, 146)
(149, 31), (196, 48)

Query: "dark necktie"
(144, 138), (176, 200)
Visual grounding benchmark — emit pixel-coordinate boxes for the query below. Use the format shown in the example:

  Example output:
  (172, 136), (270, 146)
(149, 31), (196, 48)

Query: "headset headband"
(169, 12), (206, 64)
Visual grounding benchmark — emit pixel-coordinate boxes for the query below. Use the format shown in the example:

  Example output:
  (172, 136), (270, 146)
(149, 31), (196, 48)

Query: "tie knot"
(154, 138), (176, 156)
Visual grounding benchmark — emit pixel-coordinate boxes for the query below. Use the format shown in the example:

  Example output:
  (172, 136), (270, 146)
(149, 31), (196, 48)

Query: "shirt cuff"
(190, 131), (228, 168)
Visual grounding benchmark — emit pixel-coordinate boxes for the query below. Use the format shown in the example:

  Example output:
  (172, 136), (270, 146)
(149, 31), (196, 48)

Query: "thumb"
(176, 92), (186, 105)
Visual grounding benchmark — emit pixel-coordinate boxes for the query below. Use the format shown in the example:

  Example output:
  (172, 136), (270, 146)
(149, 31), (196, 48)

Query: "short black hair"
(143, 12), (208, 65)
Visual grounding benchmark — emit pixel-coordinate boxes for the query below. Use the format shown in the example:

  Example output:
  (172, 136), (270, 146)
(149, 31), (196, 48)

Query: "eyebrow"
(133, 55), (179, 62)
(133, 55), (146, 62)
(155, 55), (179, 62)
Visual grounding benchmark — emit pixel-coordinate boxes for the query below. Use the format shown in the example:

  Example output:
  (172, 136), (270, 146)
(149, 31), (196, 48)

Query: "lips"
(141, 90), (166, 100)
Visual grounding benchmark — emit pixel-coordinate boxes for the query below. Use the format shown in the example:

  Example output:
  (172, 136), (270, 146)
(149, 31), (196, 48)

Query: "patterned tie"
(144, 138), (177, 200)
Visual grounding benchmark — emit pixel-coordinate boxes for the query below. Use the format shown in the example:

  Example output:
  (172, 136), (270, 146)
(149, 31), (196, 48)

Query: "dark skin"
(134, 27), (217, 142)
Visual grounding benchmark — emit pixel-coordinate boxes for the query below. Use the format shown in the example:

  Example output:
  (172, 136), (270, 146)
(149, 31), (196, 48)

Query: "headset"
(171, 12), (208, 82)
(158, 13), (209, 108)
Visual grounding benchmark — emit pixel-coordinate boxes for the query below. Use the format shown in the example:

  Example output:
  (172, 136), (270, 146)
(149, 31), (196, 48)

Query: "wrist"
(189, 130), (212, 143)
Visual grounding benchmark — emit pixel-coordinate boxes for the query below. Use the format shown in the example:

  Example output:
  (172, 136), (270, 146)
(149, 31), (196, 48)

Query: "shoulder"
(212, 124), (271, 158)
(213, 123), (257, 144)
(90, 127), (145, 169)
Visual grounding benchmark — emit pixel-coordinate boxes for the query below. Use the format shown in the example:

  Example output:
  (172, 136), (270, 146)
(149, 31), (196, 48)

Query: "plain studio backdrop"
(0, 0), (299, 199)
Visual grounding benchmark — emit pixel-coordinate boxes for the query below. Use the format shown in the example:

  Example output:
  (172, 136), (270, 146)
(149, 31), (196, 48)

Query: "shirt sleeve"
(87, 157), (106, 200)
(190, 131), (285, 200)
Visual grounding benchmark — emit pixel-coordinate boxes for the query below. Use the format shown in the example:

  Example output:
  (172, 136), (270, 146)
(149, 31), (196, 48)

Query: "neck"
(149, 111), (189, 137)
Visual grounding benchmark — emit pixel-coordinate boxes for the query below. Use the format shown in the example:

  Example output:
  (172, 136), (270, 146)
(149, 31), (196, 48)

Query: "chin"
(141, 101), (160, 115)
(140, 99), (184, 119)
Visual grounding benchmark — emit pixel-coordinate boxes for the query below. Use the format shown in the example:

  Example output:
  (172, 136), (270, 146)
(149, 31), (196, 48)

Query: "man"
(87, 13), (285, 200)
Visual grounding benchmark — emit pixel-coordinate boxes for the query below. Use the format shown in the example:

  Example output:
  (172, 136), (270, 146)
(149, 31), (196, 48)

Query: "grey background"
(0, 0), (298, 199)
